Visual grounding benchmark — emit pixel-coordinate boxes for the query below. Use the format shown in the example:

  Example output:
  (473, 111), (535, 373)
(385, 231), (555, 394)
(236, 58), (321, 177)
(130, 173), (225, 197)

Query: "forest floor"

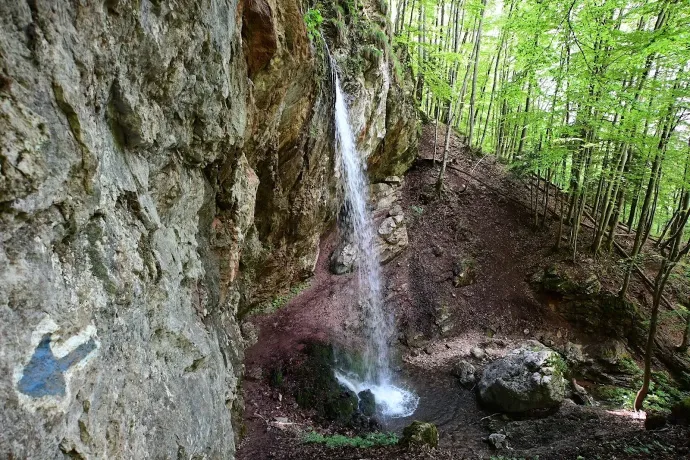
(236, 125), (690, 460)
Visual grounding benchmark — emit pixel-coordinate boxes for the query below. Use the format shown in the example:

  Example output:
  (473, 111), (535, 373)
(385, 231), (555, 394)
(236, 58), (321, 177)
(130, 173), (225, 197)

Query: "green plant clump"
(595, 385), (636, 408)
(645, 371), (690, 412)
(303, 431), (398, 448)
(256, 281), (311, 314)
(304, 8), (324, 42)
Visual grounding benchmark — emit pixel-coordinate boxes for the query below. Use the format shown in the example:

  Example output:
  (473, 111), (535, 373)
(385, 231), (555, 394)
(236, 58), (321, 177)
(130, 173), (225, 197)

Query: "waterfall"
(332, 72), (418, 419)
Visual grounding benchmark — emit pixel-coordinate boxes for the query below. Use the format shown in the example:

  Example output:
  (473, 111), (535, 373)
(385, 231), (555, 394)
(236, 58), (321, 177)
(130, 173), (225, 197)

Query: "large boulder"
(478, 341), (567, 413)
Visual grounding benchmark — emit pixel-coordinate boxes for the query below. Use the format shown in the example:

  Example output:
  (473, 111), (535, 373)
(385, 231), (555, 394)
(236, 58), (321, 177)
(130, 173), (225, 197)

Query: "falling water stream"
(332, 71), (419, 419)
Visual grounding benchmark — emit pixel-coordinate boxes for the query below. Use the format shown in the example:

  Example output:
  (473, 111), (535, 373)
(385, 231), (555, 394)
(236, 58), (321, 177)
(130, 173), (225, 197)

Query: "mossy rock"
(670, 397), (690, 425)
(324, 388), (359, 423)
(478, 342), (567, 413)
(645, 409), (669, 430)
(399, 421), (439, 448)
(292, 343), (367, 425)
(358, 390), (376, 417)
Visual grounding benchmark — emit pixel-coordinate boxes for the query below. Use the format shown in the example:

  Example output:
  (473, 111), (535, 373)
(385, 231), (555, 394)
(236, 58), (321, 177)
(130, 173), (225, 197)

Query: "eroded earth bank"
(237, 126), (690, 459)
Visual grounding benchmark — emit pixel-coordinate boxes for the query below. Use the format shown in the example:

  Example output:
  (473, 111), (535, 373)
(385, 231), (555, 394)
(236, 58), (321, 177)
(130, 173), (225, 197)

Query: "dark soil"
(236, 124), (690, 460)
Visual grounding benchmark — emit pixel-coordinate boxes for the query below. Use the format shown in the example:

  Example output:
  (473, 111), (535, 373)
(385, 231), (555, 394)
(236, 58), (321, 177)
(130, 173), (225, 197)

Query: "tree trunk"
(467, 0), (487, 147)
(436, 113), (455, 195)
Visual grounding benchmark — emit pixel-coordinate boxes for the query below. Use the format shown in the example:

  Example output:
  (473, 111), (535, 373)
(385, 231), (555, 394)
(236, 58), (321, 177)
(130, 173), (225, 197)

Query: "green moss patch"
(303, 431), (398, 448)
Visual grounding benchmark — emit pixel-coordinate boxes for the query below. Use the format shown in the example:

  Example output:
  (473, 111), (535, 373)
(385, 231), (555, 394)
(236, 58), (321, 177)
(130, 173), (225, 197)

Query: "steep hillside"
(0, 1), (417, 458)
(237, 125), (690, 460)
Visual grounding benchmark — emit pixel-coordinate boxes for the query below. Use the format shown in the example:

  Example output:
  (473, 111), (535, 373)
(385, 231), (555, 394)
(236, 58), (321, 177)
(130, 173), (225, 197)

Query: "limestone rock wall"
(0, 0), (417, 458)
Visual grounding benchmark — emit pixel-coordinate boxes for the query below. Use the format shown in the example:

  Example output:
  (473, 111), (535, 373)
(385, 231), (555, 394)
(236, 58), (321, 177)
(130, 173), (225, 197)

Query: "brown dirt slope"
(236, 124), (690, 460)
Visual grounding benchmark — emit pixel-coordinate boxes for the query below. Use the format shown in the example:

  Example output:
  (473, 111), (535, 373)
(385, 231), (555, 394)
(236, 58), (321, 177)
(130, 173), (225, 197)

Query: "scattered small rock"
(432, 245), (443, 257)
(451, 360), (476, 388)
(245, 366), (263, 381)
(488, 433), (507, 449)
(470, 347), (487, 360)
(389, 204), (404, 217)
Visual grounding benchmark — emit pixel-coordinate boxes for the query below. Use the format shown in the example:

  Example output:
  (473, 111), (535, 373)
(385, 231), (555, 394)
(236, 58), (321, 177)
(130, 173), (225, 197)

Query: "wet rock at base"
(324, 388), (359, 424)
(478, 341), (567, 413)
(330, 242), (358, 274)
(358, 389), (376, 417)
(399, 421), (439, 448)
(330, 179), (410, 273)
(451, 360), (477, 388)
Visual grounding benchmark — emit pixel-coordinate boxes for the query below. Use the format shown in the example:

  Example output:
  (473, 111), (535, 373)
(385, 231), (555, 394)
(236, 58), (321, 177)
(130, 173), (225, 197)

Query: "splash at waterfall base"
(287, 342), (417, 429)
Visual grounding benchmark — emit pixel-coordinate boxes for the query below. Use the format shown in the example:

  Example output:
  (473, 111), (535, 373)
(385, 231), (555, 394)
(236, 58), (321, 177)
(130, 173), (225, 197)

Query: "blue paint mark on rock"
(18, 333), (97, 398)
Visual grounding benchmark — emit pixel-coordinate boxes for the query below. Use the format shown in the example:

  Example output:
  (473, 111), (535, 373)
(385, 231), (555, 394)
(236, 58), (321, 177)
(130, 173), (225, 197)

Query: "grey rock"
(451, 360), (477, 387)
(330, 242), (358, 274)
(241, 321), (259, 348)
(562, 342), (585, 365)
(383, 176), (402, 184)
(389, 204), (404, 217)
(378, 217), (400, 242)
(471, 347), (487, 360)
(478, 341), (567, 413)
(488, 433), (507, 449)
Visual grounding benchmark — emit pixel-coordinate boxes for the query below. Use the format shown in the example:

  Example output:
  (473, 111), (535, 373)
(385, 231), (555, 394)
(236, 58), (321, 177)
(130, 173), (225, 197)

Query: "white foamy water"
(336, 371), (419, 418)
(333, 72), (419, 419)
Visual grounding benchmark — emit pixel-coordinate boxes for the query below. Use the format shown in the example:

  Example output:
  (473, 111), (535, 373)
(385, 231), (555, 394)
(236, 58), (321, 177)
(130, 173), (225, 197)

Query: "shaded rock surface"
(0, 0), (417, 458)
(478, 341), (567, 413)
(330, 179), (410, 273)
(358, 389), (376, 417)
(292, 344), (375, 427)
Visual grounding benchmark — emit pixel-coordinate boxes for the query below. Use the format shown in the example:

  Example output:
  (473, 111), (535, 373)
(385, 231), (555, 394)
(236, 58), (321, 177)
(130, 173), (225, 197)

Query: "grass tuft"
(303, 431), (399, 448)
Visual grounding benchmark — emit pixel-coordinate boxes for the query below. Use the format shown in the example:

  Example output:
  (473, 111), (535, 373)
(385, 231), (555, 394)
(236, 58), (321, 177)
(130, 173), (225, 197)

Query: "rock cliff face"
(0, 0), (417, 458)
